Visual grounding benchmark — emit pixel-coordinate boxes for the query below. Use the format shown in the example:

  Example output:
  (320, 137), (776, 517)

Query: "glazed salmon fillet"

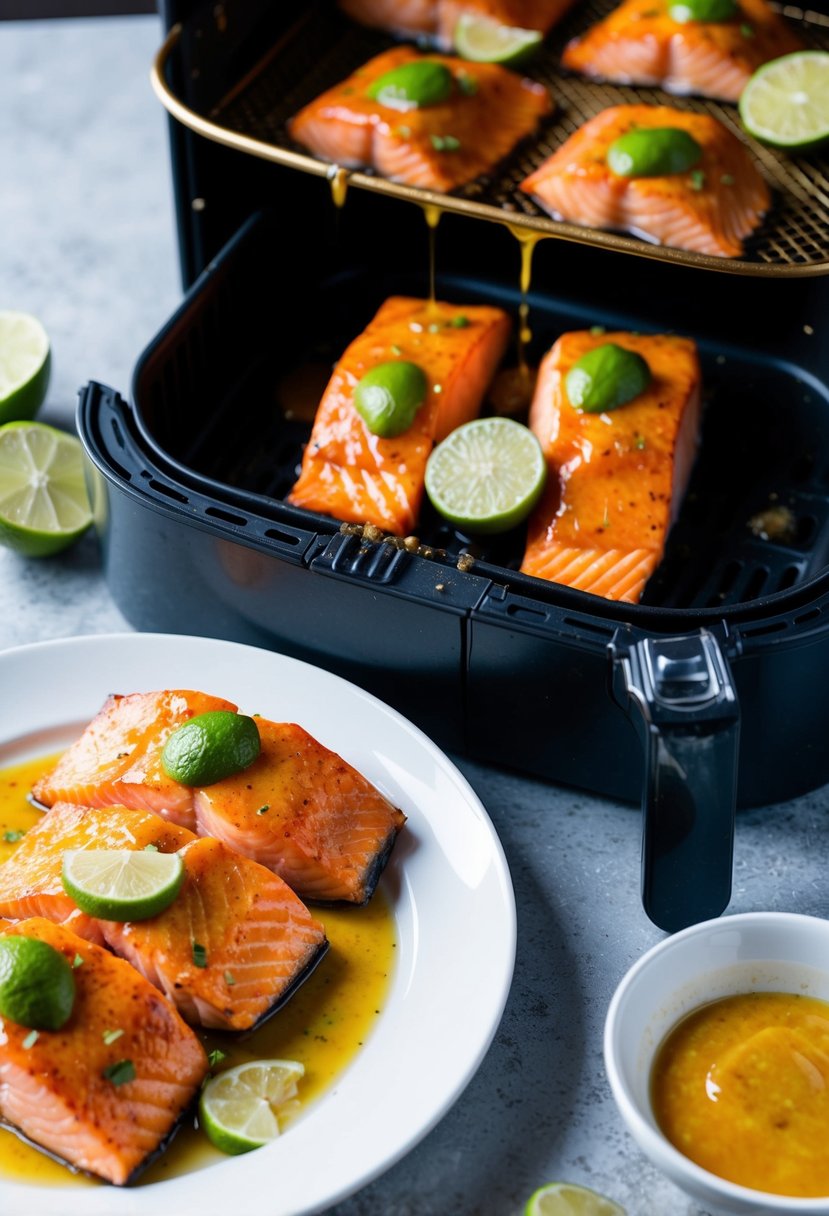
(32, 689), (237, 831)
(0, 918), (207, 1185)
(289, 296), (511, 533)
(0, 803), (328, 1030)
(520, 105), (769, 257)
(288, 46), (551, 191)
(339, 0), (576, 47)
(562, 0), (802, 102)
(521, 330), (701, 602)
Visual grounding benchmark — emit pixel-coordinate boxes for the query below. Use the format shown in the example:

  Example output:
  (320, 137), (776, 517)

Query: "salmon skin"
(0, 918), (207, 1185)
(0, 803), (328, 1031)
(521, 330), (701, 602)
(339, 0), (577, 48)
(562, 0), (802, 103)
(32, 689), (237, 831)
(289, 295), (511, 534)
(33, 692), (405, 904)
(288, 46), (551, 192)
(520, 104), (770, 257)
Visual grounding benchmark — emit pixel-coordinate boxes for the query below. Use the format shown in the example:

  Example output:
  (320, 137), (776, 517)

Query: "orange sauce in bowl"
(652, 991), (829, 1197)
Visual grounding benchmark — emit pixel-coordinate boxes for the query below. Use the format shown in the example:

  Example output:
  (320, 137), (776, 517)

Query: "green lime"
(453, 13), (543, 63)
(199, 1059), (305, 1154)
(606, 128), (702, 177)
(525, 1182), (626, 1216)
(669, 0), (738, 21)
(565, 343), (651, 412)
(0, 312), (50, 425)
(61, 848), (185, 921)
(0, 935), (75, 1030)
(425, 416), (546, 534)
(367, 61), (453, 110)
(161, 711), (261, 786)
(353, 361), (427, 438)
(0, 421), (93, 557)
(739, 51), (829, 150)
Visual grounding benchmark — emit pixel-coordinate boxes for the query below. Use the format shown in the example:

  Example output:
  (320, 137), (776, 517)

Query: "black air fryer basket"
(79, 0), (829, 933)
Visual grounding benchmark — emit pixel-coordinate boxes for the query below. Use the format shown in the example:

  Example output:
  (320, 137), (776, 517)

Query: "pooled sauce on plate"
(652, 991), (829, 1197)
(0, 753), (396, 1187)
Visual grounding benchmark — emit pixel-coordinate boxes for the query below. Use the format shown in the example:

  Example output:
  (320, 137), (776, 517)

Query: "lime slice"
(61, 849), (185, 921)
(0, 421), (93, 557)
(199, 1059), (305, 1155)
(525, 1182), (626, 1216)
(0, 935), (76, 1030)
(425, 416), (546, 534)
(453, 13), (543, 63)
(0, 312), (50, 425)
(739, 51), (829, 150)
(161, 711), (261, 787)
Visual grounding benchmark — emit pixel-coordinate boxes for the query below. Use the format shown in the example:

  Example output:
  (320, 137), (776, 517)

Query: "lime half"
(199, 1059), (305, 1155)
(61, 849), (185, 921)
(453, 13), (543, 63)
(525, 1182), (626, 1216)
(0, 422), (92, 557)
(0, 312), (50, 425)
(425, 416), (546, 534)
(739, 51), (829, 150)
(161, 711), (262, 787)
(0, 935), (76, 1030)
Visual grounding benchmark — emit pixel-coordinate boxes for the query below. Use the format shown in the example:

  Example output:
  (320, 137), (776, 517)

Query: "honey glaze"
(0, 754), (397, 1188)
(422, 203), (442, 307)
(652, 991), (829, 1197)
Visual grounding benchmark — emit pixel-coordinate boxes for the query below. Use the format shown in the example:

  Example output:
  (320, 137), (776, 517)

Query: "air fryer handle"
(611, 630), (740, 933)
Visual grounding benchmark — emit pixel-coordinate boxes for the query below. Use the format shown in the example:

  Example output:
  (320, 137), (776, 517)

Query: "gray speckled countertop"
(2, 15), (828, 1216)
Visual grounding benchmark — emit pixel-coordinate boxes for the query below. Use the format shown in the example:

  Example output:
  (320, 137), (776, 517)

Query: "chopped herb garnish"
(256, 804), (270, 816)
(22, 1030), (38, 1049)
(103, 1059), (135, 1087)
(740, 21), (754, 35)
(208, 1048), (227, 1069)
(589, 325), (606, 336)
(224, 971), (236, 986)
(391, 343), (403, 355)
(451, 315), (469, 328)
(690, 169), (706, 191)
(103, 1028), (124, 1045)
(428, 322), (441, 333)
(635, 435), (647, 451)
(720, 173), (735, 186)
(72, 953), (84, 968)
(430, 134), (461, 152)
(143, 842), (159, 852)
(192, 942), (208, 968)
(2, 830), (24, 843)
(456, 71), (478, 96)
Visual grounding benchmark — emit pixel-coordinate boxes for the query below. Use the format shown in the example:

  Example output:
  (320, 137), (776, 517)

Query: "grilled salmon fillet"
(521, 330), (701, 602)
(0, 917), (207, 1185)
(288, 295), (511, 534)
(32, 689), (237, 831)
(288, 46), (551, 191)
(0, 803), (328, 1030)
(33, 692), (405, 904)
(339, 0), (576, 47)
(562, 0), (802, 102)
(520, 104), (769, 257)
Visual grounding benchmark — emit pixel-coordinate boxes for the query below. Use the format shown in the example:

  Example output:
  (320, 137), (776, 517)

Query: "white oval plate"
(0, 633), (515, 1216)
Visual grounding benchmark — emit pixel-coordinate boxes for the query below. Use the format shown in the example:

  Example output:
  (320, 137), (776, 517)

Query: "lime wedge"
(0, 422), (93, 557)
(425, 416), (546, 534)
(0, 935), (76, 1031)
(199, 1059), (305, 1155)
(61, 849), (185, 921)
(739, 51), (829, 150)
(453, 13), (543, 63)
(0, 312), (50, 425)
(525, 1182), (626, 1216)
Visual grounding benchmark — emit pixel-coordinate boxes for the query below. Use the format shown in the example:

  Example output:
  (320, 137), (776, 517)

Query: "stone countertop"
(2, 14), (829, 1216)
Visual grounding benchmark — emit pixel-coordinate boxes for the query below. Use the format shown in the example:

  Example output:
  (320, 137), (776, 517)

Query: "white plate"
(0, 633), (515, 1216)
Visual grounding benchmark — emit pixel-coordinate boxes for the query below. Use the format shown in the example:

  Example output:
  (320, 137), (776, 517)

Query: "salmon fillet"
(521, 330), (701, 602)
(32, 689), (237, 831)
(562, 0), (802, 102)
(0, 918), (206, 1185)
(288, 46), (551, 191)
(289, 296), (511, 533)
(520, 104), (769, 257)
(340, 0), (576, 48)
(0, 803), (328, 1031)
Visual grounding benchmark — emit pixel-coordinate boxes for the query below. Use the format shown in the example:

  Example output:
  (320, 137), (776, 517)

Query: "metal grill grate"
(154, 0), (829, 275)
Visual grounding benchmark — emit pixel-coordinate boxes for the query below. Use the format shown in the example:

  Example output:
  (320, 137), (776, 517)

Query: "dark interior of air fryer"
(142, 0), (829, 617)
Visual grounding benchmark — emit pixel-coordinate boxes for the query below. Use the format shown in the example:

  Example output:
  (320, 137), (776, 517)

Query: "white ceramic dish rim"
(604, 910), (829, 1214)
(0, 632), (517, 1216)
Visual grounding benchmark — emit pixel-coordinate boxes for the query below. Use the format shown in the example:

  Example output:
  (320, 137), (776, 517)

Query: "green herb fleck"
(224, 971), (236, 986)
(192, 942), (208, 968)
(72, 953), (84, 969)
(208, 1048), (227, 1069)
(103, 1028), (124, 1046)
(456, 71), (478, 96)
(451, 315), (469, 328)
(103, 1059), (135, 1087)
(143, 842), (159, 852)
(430, 134), (461, 152)
(634, 435), (647, 451)
(391, 344), (403, 355)
(690, 169), (706, 191)
(256, 804), (270, 816)
(428, 323), (441, 333)
(2, 830), (24, 843)
(589, 325), (606, 336)
(740, 21), (754, 35)
(720, 173), (735, 186)
(22, 1030), (38, 1049)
